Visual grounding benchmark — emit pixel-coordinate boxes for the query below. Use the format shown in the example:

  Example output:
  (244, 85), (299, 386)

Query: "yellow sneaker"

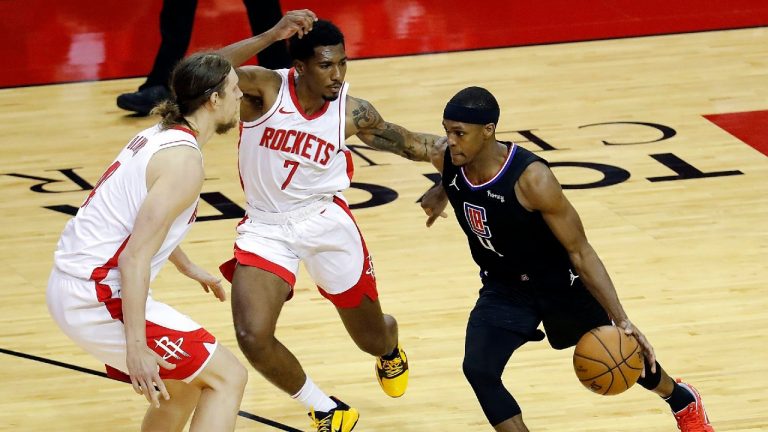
(376, 344), (409, 397)
(308, 397), (359, 432)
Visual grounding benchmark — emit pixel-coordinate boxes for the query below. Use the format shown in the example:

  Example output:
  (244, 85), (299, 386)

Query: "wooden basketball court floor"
(1, 27), (767, 431)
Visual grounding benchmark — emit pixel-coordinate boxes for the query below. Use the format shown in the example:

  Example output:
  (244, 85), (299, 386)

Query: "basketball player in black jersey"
(419, 87), (714, 432)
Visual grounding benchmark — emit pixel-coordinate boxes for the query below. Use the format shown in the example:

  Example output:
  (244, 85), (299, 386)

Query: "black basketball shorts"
(468, 274), (611, 350)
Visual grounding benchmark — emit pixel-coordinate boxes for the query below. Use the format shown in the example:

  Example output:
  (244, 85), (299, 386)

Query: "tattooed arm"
(346, 95), (443, 162)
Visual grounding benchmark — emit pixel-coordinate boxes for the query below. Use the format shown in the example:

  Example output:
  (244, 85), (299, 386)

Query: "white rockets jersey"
(54, 125), (200, 286)
(238, 68), (352, 213)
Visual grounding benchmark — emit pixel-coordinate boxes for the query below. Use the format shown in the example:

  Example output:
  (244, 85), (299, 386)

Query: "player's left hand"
(618, 320), (656, 377)
(420, 182), (449, 227)
(179, 264), (226, 302)
(271, 9), (318, 40)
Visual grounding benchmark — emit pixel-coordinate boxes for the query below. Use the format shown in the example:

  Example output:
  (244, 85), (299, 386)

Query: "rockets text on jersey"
(237, 68), (353, 214)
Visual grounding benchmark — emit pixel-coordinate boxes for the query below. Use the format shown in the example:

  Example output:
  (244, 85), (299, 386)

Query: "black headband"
(443, 102), (499, 125)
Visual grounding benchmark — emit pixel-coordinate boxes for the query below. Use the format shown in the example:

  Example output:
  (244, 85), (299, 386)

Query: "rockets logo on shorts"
(464, 203), (491, 238)
(154, 336), (191, 360)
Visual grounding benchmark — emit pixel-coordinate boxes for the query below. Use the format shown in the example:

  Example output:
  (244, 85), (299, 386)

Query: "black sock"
(637, 359), (662, 390)
(381, 346), (399, 360)
(664, 382), (696, 413)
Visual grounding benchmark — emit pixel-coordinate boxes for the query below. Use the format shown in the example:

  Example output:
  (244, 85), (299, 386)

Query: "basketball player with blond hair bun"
(48, 51), (253, 431)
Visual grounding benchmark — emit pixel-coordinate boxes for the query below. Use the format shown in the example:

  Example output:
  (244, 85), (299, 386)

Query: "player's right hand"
(618, 320), (656, 377)
(272, 9), (318, 40)
(126, 345), (176, 408)
(420, 182), (449, 227)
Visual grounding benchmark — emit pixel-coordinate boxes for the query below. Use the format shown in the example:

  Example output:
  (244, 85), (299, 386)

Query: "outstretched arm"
(347, 96), (443, 163)
(516, 162), (657, 371)
(345, 96), (450, 225)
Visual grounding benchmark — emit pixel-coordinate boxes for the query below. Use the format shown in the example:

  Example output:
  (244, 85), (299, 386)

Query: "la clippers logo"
(154, 336), (191, 361)
(464, 203), (491, 238)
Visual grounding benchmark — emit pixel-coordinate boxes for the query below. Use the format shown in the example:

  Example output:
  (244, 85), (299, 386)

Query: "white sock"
(291, 376), (337, 412)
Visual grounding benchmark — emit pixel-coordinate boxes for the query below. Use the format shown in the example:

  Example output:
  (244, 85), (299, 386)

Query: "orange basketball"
(573, 325), (644, 395)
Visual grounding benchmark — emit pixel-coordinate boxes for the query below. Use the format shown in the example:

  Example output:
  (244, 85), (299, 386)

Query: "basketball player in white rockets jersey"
(215, 10), (446, 430)
(47, 52), (253, 431)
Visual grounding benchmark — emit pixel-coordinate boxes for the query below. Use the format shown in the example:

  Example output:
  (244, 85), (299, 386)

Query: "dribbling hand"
(618, 320), (656, 377)
(126, 345), (176, 408)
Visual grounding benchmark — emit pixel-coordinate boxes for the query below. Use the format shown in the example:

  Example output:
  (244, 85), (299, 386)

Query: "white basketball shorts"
(46, 268), (218, 383)
(220, 196), (377, 308)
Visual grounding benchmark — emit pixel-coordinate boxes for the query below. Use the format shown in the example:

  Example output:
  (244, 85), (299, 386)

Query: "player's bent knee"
(224, 355), (248, 385)
(234, 324), (275, 354)
(463, 359), (501, 387)
(217, 354), (248, 393)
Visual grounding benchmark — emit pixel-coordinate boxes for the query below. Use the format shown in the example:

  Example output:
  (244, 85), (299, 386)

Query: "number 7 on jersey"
(281, 160), (299, 190)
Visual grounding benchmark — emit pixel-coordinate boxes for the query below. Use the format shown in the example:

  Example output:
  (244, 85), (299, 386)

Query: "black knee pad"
(462, 359), (500, 387)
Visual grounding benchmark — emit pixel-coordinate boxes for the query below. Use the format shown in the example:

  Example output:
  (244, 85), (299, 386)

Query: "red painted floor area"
(1, 0), (767, 88)
(704, 110), (768, 157)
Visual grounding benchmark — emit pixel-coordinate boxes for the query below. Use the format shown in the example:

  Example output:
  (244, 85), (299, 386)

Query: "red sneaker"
(673, 379), (714, 432)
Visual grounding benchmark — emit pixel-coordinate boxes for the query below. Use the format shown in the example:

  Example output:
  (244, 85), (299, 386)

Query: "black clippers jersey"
(442, 142), (573, 286)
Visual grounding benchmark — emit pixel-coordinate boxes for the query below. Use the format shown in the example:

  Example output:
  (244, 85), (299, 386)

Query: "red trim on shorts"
(318, 197), (379, 308)
(219, 257), (238, 283)
(90, 236), (217, 382)
(147, 324), (216, 381)
(220, 244), (296, 290)
(288, 68), (330, 120)
(105, 364), (131, 383)
(89, 236), (131, 320)
(106, 325), (216, 382)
